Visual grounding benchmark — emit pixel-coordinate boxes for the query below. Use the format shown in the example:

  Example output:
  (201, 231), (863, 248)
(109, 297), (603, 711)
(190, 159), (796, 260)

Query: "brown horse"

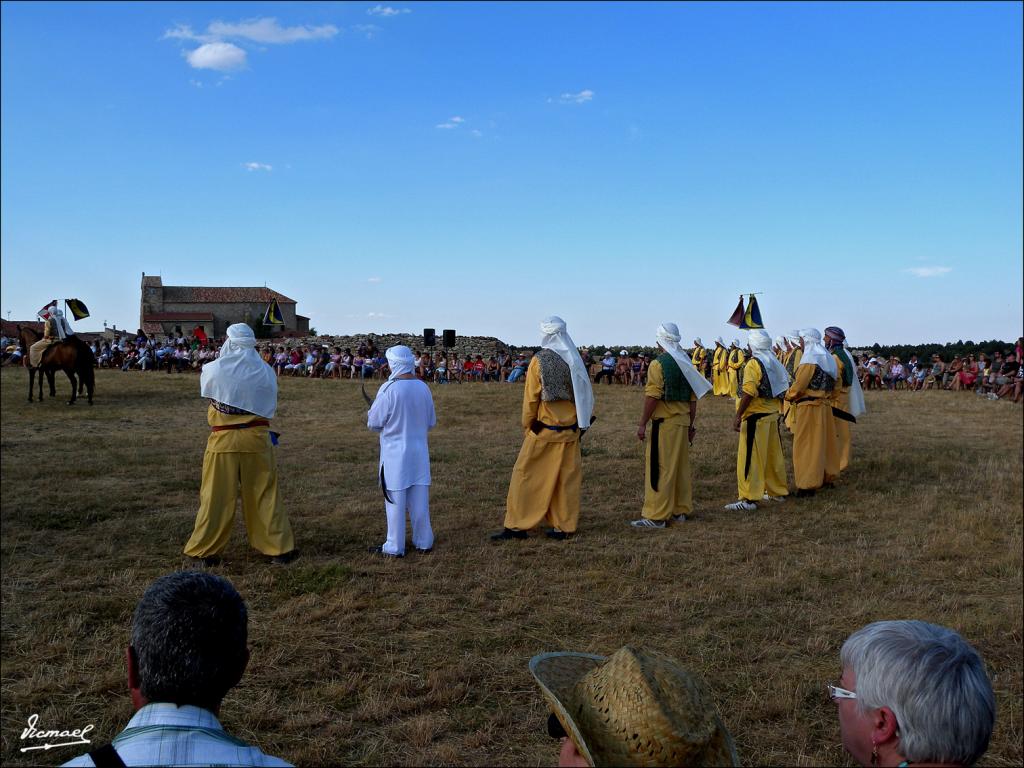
(18, 326), (96, 405)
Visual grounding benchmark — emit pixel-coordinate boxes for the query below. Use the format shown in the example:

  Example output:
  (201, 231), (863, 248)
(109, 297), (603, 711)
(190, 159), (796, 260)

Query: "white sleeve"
(367, 389), (389, 432)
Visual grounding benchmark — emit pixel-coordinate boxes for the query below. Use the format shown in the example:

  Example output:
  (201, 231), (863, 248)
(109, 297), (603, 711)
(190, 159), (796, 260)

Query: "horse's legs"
(47, 369), (56, 397)
(28, 367), (35, 402)
(66, 369), (77, 405)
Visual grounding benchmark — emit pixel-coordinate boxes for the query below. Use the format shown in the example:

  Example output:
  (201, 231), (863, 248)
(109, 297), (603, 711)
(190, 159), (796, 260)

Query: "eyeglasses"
(827, 683), (857, 701)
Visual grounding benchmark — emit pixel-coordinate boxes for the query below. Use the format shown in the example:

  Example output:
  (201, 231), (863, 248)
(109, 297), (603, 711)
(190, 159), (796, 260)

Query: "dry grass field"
(1, 366), (1021, 767)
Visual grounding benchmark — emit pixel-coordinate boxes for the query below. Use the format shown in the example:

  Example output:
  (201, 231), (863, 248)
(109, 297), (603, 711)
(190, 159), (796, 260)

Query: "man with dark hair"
(63, 571), (289, 767)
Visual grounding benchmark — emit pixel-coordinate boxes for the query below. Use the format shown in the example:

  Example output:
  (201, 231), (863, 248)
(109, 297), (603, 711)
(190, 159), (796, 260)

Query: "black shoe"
(414, 547), (433, 554)
(490, 528), (527, 541)
(270, 549), (300, 565)
(794, 488), (816, 498)
(545, 529), (569, 540)
(822, 481), (835, 489)
(368, 545), (404, 558)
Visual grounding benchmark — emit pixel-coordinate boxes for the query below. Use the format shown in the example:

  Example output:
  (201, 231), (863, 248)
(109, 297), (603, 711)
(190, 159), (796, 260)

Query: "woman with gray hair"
(831, 620), (995, 767)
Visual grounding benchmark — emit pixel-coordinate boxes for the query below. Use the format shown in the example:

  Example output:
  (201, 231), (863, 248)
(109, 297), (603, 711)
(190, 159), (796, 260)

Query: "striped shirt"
(61, 703), (291, 767)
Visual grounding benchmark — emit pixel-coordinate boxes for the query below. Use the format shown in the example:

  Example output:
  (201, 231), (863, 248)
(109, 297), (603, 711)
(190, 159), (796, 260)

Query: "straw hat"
(529, 647), (738, 767)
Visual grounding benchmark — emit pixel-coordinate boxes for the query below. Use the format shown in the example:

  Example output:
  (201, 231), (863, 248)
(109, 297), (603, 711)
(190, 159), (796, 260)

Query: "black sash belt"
(88, 745), (127, 768)
(530, 420), (578, 434)
(832, 407), (857, 424)
(743, 412), (772, 479)
(792, 396), (822, 406)
(649, 418), (665, 492)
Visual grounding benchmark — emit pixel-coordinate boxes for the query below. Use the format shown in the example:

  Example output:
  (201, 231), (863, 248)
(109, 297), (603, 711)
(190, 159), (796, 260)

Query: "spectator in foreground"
(62, 571), (290, 767)
(529, 646), (739, 767)
(832, 620), (994, 768)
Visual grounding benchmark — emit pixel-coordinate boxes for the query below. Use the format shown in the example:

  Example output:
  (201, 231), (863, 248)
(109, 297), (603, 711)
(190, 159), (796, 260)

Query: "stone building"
(140, 274), (309, 339)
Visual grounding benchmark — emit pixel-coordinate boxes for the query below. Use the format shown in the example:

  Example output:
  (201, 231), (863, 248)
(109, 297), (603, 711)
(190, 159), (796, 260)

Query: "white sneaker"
(630, 518), (666, 529)
(987, 393), (999, 401)
(762, 494), (786, 503)
(671, 514), (688, 523)
(723, 500), (757, 511)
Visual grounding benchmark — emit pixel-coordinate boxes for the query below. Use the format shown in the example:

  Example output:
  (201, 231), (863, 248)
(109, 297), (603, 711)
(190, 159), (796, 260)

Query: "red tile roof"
(143, 312), (215, 322)
(2, 319), (44, 336)
(161, 286), (296, 304)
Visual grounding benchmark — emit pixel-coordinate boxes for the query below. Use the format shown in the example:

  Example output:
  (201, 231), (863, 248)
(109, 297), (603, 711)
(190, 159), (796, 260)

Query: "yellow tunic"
(183, 404), (296, 558)
(727, 348), (746, 399)
(735, 360), (788, 501)
(831, 352), (853, 473)
(642, 360), (695, 521)
(712, 346), (728, 396)
(504, 356), (581, 533)
(784, 363), (840, 490)
(782, 348), (803, 428)
(690, 345), (706, 373)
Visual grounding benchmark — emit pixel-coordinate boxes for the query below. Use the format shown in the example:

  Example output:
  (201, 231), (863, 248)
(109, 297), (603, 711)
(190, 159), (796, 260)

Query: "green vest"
(833, 348), (854, 387)
(657, 353), (693, 402)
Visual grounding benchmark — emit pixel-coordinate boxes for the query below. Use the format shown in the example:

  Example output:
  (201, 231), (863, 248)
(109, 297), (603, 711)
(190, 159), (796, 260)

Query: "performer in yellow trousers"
(494, 316), (594, 541)
(184, 323), (297, 564)
(726, 340), (746, 399)
(712, 337), (728, 396)
(690, 337), (707, 378)
(824, 326), (866, 473)
(782, 330), (803, 430)
(632, 323), (712, 528)
(784, 328), (840, 496)
(725, 330), (790, 511)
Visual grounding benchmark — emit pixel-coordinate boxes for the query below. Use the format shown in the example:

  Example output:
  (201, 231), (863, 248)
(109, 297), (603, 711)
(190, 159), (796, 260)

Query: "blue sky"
(2, 1), (1021, 346)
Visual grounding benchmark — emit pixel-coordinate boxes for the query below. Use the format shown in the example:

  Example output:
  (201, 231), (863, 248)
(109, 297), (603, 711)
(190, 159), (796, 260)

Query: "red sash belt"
(211, 420), (270, 432)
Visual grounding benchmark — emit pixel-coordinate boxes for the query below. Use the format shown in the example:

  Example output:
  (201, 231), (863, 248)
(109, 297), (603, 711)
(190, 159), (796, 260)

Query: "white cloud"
(243, 161), (273, 172)
(436, 122), (458, 129)
(903, 266), (952, 278)
(558, 89), (594, 104)
(352, 24), (380, 39)
(164, 24), (211, 42)
(207, 17), (338, 44)
(470, 129), (482, 137)
(189, 79), (204, 88)
(436, 116), (465, 129)
(367, 311), (392, 318)
(367, 5), (411, 17)
(450, 116), (464, 123)
(367, 277), (382, 283)
(185, 42), (247, 71)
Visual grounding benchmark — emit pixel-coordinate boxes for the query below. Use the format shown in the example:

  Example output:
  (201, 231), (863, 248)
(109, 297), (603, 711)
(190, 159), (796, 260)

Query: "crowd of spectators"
(855, 338), (1022, 403)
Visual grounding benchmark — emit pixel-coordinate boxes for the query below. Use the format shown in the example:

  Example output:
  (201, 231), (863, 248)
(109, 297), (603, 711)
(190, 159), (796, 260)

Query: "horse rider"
(29, 308), (74, 368)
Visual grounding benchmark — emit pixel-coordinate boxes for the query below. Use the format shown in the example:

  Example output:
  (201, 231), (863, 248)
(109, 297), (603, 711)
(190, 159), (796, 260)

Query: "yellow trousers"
(737, 415), (789, 501)
(834, 391), (852, 472)
(184, 446), (296, 558)
(643, 416), (692, 520)
(727, 369), (739, 398)
(505, 431), (581, 533)
(713, 368), (727, 396)
(791, 399), (840, 490)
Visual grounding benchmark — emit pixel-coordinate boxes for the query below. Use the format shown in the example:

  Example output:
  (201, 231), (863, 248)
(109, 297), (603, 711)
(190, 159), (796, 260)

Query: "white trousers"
(383, 484), (433, 555)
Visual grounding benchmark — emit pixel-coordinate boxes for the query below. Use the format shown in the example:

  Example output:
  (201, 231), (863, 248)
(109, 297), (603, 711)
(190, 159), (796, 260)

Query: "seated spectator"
(62, 571), (290, 767)
(302, 347), (318, 377)
(1013, 363), (1023, 403)
(507, 353), (529, 383)
(529, 646), (738, 767)
(340, 348), (354, 378)
(922, 355), (944, 390)
(284, 347), (302, 375)
(418, 351), (434, 381)
(614, 350), (631, 385)
(485, 356), (500, 382)
(98, 342), (113, 368)
(373, 353), (388, 379)
(324, 347), (342, 378)
(943, 356), (963, 389)
(594, 350), (616, 385)
(472, 354), (486, 382)
(434, 353), (448, 383)
(865, 358), (882, 390)
(992, 353), (1020, 400)
(138, 346), (154, 372)
(831, 620), (994, 768)
(888, 358), (905, 390)
(953, 356), (977, 391)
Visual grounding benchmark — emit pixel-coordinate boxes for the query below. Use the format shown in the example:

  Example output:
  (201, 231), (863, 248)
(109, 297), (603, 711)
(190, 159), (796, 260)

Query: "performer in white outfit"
(367, 345), (436, 557)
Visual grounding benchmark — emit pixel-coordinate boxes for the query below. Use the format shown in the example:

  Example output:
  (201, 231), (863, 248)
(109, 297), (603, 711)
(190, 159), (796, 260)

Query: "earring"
(870, 742), (879, 767)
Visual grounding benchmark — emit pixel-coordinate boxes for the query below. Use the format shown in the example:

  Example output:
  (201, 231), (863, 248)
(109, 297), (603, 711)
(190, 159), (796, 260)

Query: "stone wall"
(268, 332), (515, 359)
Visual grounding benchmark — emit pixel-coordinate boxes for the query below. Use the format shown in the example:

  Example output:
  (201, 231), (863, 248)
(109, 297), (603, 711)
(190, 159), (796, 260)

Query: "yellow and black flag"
(65, 299), (90, 320)
(740, 295), (764, 329)
(262, 298), (285, 326)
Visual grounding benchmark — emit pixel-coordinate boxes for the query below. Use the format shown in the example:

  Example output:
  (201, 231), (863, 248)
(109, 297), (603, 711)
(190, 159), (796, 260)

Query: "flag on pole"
(726, 296), (745, 327)
(65, 298), (90, 320)
(739, 295), (764, 329)
(37, 300), (58, 321)
(262, 298), (285, 326)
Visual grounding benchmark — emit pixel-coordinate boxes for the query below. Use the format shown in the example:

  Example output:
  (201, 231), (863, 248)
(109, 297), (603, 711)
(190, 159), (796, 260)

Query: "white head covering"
(731, 338), (740, 348)
(786, 330), (801, 345)
(385, 345), (416, 379)
(539, 316), (594, 428)
(655, 323), (712, 399)
(844, 343), (866, 417)
(200, 323), (277, 418)
(798, 328), (838, 378)
(715, 336), (724, 345)
(693, 337), (702, 346)
(747, 330), (789, 397)
(774, 335), (786, 350)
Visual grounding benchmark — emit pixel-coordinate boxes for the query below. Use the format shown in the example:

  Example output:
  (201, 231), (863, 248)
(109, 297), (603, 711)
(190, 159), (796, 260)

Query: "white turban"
(693, 337), (702, 346)
(731, 339), (740, 348)
(385, 345), (416, 379)
(774, 335), (786, 349)
(786, 330), (801, 345)
(747, 330), (789, 397)
(539, 316), (594, 429)
(798, 328), (838, 378)
(715, 336), (724, 345)
(656, 323), (712, 399)
(200, 323), (277, 418)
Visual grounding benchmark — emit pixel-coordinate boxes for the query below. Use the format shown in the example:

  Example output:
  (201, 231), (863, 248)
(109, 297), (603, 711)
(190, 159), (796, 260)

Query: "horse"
(17, 326), (96, 405)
